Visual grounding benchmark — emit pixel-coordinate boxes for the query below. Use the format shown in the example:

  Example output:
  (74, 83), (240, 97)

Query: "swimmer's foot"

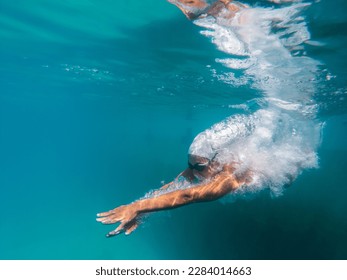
(96, 204), (140, 237)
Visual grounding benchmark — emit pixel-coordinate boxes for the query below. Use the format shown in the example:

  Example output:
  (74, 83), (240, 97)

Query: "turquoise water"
(0, 0), (347, 259)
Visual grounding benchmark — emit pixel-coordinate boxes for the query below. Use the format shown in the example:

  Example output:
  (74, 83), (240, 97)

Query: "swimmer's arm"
(97, 173), (240, 235)
(136, 173), (239, 213)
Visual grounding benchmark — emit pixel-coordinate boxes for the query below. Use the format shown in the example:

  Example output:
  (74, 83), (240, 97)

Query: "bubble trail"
(171, 1), (324, 196)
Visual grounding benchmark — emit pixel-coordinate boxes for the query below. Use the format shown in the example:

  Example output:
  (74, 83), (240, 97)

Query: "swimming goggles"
(188, 161), (209, 171)
(188, 153), (218, 172)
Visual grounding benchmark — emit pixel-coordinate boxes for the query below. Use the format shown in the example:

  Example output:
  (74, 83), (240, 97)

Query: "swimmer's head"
(167, 0), (219, 20)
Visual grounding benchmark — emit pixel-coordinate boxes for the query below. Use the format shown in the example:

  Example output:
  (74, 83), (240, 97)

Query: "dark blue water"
(0, 0), (346, 259)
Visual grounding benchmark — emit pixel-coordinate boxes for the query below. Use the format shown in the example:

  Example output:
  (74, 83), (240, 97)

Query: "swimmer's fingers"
(97, 209), (116, 218)
(96, 212), (121, 224)
(106, 220), (135, 237)
(105, 218), (140, 238)
(97, 211), (124, 225)
(96, 205), (128, 220)
(96, 211), (128, 224)
(106, 222), (126, 238)
(96, 216), (120, 224)
(97, 204), (140, 237)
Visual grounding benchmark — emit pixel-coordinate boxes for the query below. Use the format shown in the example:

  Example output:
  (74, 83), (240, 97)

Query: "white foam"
(188, 2), (323, 195)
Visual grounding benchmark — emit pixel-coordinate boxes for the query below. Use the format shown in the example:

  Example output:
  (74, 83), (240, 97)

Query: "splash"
(185, 1), (324, 195)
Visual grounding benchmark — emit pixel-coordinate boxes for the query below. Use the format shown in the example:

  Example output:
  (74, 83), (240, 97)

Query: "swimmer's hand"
(96, 204), (140, 237)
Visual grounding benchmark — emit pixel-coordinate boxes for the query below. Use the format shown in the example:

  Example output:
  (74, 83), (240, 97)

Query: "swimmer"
(96, 0), (253, 237)
(97, 153), (251, 237)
